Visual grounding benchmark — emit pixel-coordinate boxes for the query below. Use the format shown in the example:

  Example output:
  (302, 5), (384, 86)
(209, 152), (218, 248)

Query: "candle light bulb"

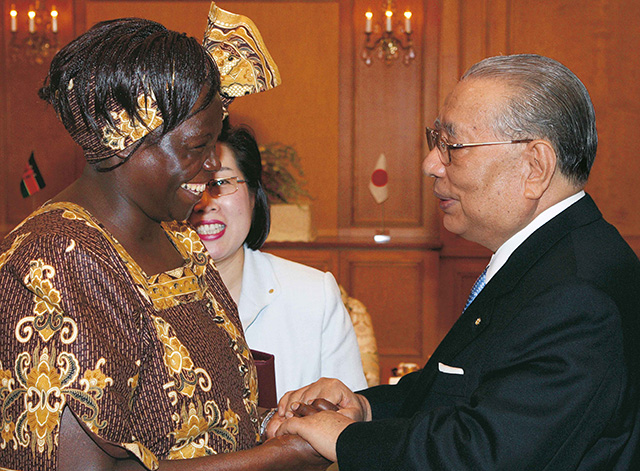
(10, 5), (18, 33)
(28, 8), (36, 33)
(51, 6), (58, 33)
(385, 10), (392, 33)
(365, 11), (373, 33)
(404, 11), (412, 34)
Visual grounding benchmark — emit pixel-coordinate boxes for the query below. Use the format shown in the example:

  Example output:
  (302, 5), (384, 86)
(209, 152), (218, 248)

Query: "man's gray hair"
(462, 54), (597, 186)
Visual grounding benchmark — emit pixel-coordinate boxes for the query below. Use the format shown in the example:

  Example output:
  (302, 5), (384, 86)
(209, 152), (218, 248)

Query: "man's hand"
(266, 398), (338, 439)
(274, 411), (355, 463)
(277, 378), (372, 423)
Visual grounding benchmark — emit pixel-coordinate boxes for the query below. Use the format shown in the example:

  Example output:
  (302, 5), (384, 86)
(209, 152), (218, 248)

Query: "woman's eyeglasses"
(206, 176), (248, 198)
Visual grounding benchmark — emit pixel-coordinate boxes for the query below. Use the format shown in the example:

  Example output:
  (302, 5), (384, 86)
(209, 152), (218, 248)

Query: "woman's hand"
(259, 434), (331, 470)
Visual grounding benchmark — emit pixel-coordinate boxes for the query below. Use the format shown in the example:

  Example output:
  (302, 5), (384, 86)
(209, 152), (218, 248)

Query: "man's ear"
(523, 140), (556, 200)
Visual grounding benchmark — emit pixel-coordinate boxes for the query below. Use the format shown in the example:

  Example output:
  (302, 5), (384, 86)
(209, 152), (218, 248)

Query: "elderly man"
(271, 54), (640, 470)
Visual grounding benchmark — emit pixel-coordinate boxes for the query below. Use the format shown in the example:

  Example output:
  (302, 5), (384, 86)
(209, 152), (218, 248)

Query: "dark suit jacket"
(337, 195), (640, 470)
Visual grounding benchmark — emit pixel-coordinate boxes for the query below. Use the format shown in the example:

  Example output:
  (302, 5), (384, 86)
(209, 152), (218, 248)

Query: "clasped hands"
(263, 378), (372, 463)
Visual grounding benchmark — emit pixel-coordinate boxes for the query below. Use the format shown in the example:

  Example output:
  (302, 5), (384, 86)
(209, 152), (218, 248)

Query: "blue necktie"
(464, 267), (487, 312)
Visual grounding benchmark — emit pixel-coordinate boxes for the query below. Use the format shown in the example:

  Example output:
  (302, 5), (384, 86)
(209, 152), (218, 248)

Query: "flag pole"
(374, 202), (390, 244)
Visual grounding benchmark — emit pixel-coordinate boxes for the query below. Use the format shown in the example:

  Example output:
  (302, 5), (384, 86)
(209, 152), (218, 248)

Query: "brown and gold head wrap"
(46, 9), (278, 169)
(203, 3), (281, 108)
(66, 78), (163, 165)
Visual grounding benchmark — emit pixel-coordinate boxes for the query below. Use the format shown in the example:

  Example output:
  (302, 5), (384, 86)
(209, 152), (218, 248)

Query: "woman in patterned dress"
(0, 17), (327, 471)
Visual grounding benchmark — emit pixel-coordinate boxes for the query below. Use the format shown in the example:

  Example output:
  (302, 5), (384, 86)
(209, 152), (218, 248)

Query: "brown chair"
(340, 285), (380, 387)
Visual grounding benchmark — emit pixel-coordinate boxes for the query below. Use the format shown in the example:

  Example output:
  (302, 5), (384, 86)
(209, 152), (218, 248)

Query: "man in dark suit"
(270, 54), (640, 470)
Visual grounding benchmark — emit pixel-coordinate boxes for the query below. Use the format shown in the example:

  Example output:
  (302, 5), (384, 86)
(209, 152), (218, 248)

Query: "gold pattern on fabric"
(204, 3), (281, 105)
(167, 397), (240, 458)
(0, 233), (28, 271)
(123, 441), (159, 470)
(153, 316), (212, 401)
(51, 203), (210, 311)
(101, 92), (163, 151)
(0, 345), (111, 458)
(1, 201), (260, 469)
(206, 293), (259, 435)
(16, 259), (78, 344)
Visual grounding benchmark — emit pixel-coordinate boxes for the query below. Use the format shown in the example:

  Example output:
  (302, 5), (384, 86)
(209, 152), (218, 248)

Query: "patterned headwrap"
(66, 77), (164, 166)
(203, 2), (281, 109)
(66, 4), (279, 166)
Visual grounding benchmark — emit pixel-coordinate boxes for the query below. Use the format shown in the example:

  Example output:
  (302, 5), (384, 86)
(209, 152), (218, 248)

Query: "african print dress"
(0, 202), (259, 470)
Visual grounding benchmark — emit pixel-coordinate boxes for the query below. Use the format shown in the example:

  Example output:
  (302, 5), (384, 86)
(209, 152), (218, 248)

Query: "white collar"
(486, 191), (585, 283)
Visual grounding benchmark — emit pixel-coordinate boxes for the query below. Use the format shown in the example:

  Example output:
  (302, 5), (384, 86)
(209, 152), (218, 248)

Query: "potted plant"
(259, 143), (315, 242)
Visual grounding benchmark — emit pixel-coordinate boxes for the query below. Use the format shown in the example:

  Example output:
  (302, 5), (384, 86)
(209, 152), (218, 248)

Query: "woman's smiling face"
(114, 91), (224, 224)
(188, 142), (255, 262)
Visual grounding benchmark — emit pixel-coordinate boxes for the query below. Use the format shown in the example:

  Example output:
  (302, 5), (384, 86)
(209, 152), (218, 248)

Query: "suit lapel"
(397, 195), (602, 417)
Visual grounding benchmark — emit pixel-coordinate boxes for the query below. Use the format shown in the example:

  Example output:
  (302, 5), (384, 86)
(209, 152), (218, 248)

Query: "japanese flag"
(369, 153), (389, 204)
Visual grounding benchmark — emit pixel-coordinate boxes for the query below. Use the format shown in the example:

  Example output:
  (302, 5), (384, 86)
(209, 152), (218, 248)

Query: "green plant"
(259, 143), (312, 204)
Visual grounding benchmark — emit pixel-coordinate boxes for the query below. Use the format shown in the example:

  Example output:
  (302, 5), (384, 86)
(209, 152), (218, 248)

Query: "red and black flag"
(20, 152), (46, 198)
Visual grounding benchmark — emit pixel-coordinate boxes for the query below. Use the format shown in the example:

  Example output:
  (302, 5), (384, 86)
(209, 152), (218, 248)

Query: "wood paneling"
(506, 0), (640, 244)
(338, 0), (440, 241)
(265, 246), (338, 275)
(264, 239), (440, 384)
(439, 0), (640, 251)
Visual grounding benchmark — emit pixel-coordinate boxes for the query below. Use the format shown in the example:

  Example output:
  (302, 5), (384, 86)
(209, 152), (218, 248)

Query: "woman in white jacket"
(189, 123), (367, 399)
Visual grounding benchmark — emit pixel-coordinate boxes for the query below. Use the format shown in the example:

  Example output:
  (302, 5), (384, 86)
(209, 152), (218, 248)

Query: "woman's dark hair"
(218, 120), (270, 249)
(38, 17), (220, 169)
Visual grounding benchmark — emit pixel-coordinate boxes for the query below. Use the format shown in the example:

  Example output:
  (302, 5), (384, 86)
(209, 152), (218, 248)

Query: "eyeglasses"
(425, 127), (533, 166)
(206, 176), (248, 198)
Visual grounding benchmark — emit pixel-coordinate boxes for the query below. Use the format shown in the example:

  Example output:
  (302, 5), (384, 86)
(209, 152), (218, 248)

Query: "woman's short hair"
(39, 17), (220, 170)
(218, 121), (270, 249)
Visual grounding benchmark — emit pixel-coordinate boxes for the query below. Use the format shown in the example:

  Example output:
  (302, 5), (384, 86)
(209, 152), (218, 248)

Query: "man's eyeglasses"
(425, 127), (533, 166)
(206, 176), (248, 198)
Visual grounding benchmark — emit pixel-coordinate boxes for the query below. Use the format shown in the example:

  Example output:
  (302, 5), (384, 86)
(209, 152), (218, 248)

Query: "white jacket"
(238, 246), (368, 399)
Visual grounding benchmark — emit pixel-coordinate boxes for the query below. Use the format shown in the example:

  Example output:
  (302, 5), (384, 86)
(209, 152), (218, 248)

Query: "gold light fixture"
(362, 0), (415, 66)
(8, 1), (59, 64)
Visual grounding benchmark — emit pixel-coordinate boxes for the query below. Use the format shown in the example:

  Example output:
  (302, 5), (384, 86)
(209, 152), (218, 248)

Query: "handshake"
(260, 378), (372, 467)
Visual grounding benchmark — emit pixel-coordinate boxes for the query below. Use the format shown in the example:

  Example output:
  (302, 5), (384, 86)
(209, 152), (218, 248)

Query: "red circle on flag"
(371, 169), (388, 187)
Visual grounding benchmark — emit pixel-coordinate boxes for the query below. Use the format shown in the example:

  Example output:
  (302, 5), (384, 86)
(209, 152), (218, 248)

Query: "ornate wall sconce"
(8, 1), (59, 64)
(361, 0), (415, 66)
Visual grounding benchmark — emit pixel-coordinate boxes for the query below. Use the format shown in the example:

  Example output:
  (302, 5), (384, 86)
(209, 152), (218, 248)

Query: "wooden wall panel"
(340, 249), (439, 384)
(505, 0), (640, 246)
(440, 0), (640, 253)
(351, 0), (424, 228)
(339, 0), (439, 241)
(263, 241), (440, 384)
(262, 246), (338, 275)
